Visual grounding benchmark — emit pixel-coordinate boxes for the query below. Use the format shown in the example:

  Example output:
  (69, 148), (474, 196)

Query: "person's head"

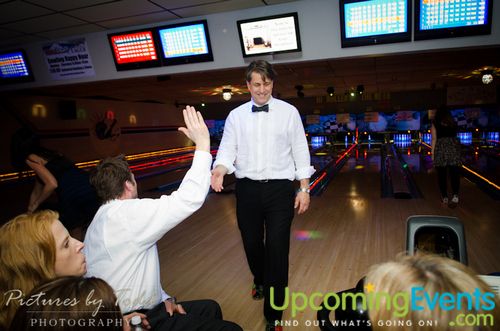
(365, 254), (500, 331)
(0, 211), (86, 329)
(245, 60), (276, 106)
(9, 276), (123, 331)
(90, 155), (137, 203)
(434, 106), (456, 128)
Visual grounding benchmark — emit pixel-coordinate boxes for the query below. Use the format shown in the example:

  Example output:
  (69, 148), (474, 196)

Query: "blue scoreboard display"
(155, 20), (213, 65)
(158, 23), (209, 59)
(0, 50), (31, 79)
(344, 0), (408, 38)
(419, 0), (489, 30)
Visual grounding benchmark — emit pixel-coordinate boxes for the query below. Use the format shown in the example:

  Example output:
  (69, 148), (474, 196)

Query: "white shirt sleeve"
(290, 110), (315, 180)
(119, 150), (212, 249)
(213, 112), (237, 174)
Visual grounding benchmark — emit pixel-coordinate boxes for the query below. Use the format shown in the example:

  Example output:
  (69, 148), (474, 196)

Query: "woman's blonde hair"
(365, 254), (500, 331)
(0, 210), (58, 330)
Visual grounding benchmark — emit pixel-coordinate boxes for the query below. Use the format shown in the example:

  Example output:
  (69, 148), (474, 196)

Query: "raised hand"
(178, 105), (210, 152)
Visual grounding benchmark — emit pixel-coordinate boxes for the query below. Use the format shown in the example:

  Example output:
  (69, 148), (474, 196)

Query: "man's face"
(247, 72), (273, 106)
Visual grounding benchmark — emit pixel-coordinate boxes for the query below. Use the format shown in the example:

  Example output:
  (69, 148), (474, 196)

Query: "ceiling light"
(222, 88), (232, 101)
(327, 86), (335, 96)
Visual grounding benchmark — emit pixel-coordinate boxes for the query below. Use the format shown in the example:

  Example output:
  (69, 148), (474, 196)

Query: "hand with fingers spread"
(178, 105), (210, 152)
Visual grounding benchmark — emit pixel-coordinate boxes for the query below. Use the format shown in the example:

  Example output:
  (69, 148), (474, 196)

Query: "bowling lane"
(0, 147), (201, 221)
(156, 138), (500, 330)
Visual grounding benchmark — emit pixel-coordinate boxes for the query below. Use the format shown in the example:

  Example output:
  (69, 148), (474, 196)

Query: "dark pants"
(436, 166), (460, 198)
(145, 299), (242, 331)
(235, 178), (295, 323)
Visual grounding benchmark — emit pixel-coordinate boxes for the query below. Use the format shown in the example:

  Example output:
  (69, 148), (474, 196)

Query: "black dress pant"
(145, 299), (242, 331)
(235, 178), (295, 323)
(436, 166), (460, 198)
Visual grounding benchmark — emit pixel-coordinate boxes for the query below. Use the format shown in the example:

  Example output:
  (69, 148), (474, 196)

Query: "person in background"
(365, 254), (500, 331)
(431, 106), (461, 207)
(10, 128), (99, 239)
(9, 276), (125, 331)
(211, 60), (315, 331)
(84, 106), (241, 331)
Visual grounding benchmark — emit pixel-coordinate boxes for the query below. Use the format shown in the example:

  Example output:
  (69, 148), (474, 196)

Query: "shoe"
(441, 197), (448, 204)
(265, 322), (283, 331)
(252, 284), (264, 300)
(449, 195), (459, 208)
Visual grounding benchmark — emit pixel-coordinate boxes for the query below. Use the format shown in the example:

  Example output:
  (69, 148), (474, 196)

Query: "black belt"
(238, 178), (289, 183)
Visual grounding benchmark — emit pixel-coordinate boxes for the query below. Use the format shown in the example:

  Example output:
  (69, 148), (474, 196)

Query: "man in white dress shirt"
(84, 106), (242, 331)
(211, 61), (314, 331)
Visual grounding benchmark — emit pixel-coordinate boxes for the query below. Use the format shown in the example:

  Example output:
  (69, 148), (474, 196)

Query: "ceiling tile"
(170, 0), (263, 18)
(152, 0), (222, 9)
(3, 13), (86, 34)
(24, 0), (119, 12)
(0, 27), (23, 40)
(66, 0), (162, 22)
(99, 10), (178, 29)
(0, 1), (53, 24)
(35, 24), (106, 40)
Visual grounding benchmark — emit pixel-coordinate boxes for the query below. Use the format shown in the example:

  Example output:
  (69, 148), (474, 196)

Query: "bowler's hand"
(210, 165), (227, 192)
(164, 299), (186, 316)
(294, 192), (310, 215)
(178, 106), (210, 152)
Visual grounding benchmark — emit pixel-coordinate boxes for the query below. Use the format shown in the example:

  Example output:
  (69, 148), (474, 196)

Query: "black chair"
(317, 278), (371, 331)
(406, 215), (468, 265)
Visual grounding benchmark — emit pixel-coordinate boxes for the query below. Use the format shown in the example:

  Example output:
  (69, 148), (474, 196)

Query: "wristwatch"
(297, 187), (310, 194)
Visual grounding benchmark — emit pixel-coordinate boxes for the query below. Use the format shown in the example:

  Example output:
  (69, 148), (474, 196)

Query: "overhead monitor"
(156, 20), (213, 65)
(108, 29), (161, 71)
(339, 0), (411, 47)
(237, 12), (302, 57)
(0, 49), (34, 84)
(414, 0), (493, 40)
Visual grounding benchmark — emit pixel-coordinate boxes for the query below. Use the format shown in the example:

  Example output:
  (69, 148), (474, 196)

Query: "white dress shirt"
(84, 151), (212, 313)
(214, 97), (314, 181)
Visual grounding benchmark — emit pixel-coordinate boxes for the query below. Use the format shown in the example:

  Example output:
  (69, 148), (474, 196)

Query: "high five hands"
(178, 106), (210, 152)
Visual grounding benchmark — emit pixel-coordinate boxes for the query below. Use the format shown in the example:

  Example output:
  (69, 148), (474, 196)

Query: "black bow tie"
(252, 104), (269, 113)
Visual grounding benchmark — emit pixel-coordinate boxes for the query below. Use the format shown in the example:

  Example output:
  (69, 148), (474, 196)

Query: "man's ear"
(124, 180), (134, 193)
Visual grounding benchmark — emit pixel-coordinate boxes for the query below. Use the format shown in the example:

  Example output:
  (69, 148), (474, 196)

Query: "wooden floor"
(154, 150), (500, 331)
